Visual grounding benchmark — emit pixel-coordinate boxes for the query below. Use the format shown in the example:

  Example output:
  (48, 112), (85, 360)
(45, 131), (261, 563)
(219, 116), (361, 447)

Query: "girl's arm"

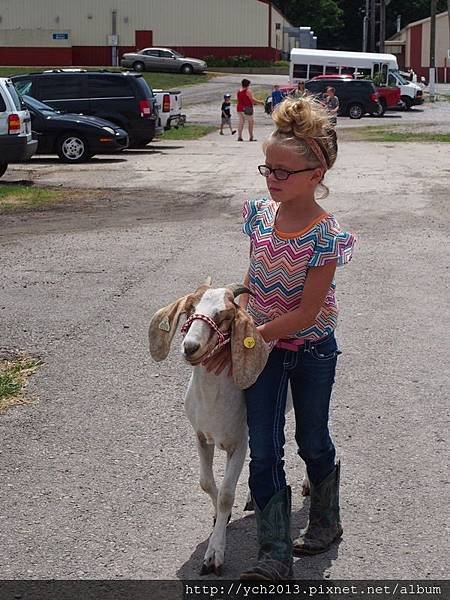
(257, 261), (337, 342)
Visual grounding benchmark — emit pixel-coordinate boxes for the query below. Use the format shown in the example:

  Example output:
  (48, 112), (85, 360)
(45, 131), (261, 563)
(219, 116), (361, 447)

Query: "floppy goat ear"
(148, 295), (190, 362)
(230, 306), (270, 390)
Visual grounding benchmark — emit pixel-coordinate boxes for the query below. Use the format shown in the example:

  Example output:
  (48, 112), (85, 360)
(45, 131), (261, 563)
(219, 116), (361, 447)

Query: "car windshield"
(391, 70), (408, 85)
(23, 95), (58, 114)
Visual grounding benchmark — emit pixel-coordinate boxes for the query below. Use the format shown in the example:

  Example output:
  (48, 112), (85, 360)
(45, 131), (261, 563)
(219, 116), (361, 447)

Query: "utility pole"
(379, 0), (386, 53)
(363, 0), (370, 51)
(370, 0), (376, 52)
(430, 0), (437, 101)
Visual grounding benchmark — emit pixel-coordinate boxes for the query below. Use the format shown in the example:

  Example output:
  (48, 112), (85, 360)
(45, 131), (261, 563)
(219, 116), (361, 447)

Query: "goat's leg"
(201, 437), (247, 576)
(197, 436), (218, 521)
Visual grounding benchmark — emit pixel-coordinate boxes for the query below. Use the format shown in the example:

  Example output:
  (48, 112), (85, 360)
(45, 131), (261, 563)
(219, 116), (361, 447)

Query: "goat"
(148, 279), (307, 576)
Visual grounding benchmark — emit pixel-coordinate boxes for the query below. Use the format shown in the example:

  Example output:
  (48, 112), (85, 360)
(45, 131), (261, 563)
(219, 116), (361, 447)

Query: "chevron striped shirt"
(243, 197), (356, 342)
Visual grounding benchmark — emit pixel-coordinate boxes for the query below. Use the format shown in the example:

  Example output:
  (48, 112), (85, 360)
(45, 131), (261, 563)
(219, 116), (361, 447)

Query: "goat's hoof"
(244, 498), (254, 512)
(301, 484), (310, 496)
(200, 561), (223, 576)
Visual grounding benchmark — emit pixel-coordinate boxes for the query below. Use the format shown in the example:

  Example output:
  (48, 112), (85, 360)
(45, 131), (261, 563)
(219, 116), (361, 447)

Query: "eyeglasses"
(257, 164), (316, 181)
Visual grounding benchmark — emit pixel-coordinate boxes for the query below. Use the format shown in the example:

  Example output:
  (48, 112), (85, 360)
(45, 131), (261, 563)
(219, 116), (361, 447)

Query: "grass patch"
(0, 66), (216, 90)
(160, 124), (216, 140)
(0, 355), (41, 413)
(0, 184), (61, 213)
(342, 126), (450, 143)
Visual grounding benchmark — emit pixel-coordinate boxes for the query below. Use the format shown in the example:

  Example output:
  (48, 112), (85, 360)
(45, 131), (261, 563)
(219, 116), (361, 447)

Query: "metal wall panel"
(0, 0), (271, 47)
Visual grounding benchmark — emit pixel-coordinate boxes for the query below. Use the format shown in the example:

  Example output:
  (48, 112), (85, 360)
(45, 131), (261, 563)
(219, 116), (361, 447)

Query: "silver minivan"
(121, 47), (207, 74)
(0, 77), (37, 177)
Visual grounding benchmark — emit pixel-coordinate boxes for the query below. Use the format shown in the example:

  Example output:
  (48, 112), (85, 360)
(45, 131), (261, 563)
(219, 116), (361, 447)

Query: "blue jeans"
(245, 333), (340, 510)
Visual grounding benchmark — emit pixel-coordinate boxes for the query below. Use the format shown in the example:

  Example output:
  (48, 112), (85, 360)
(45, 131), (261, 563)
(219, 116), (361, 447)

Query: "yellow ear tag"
(159, 317), (170, 332)
(243, 336), (256, 349)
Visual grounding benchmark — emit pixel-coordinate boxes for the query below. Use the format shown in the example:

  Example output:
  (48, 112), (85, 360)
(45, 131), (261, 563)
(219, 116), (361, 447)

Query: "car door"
(158, 49), (178, 72)
(87, 74), (134, 129)
(36, 74), (88, 114)
(142, 49), (160, 71)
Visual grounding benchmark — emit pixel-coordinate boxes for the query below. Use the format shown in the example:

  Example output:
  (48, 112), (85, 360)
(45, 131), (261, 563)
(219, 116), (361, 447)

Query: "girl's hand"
(202, 345), (233, 376)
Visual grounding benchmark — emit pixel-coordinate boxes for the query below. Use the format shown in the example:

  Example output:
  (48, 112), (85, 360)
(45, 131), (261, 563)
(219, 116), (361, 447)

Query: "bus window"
(355, 68), (372, 79)
(340, 66), (355, 75)
(325, 66), (339, 75)
(293, 63), (308, 79)
(381, 64), (388, 83)
(309, 64), (324, 78)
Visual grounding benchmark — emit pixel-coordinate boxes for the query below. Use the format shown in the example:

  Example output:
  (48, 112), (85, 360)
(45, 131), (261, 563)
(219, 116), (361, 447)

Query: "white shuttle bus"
(290, 48), (423, 108)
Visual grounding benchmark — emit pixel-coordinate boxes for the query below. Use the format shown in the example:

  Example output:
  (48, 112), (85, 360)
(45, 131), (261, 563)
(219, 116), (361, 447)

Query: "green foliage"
(273, 0), (344, 48)
(202, 55), (279, 68)
(273, 0), (449, 51)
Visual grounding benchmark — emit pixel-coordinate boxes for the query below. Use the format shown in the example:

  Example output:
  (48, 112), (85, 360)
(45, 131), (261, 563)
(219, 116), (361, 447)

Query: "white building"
(0, 0), (296, 66)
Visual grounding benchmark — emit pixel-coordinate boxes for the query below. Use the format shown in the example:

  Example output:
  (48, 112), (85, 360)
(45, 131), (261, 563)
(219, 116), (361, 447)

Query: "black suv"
(12, 70), (158, 147)
(305, 78), (381, 119)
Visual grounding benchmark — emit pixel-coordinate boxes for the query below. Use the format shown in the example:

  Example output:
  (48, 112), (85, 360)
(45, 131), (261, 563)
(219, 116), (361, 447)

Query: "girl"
(205, 95), (356, 580)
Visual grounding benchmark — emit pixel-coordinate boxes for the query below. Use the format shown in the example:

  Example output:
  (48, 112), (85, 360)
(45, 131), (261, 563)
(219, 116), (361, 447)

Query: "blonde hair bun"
(272, 95), (331, 139)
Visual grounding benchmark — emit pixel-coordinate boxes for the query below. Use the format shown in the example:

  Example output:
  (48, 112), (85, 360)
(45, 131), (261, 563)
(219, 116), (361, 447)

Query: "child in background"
(271, 84), (285, 111)
(219, 94), (236, 135)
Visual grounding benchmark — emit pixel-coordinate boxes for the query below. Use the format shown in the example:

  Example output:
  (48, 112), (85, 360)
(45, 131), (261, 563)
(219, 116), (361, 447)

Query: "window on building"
(275, 23), (281, 30)
(88, 75), (133, 98)
(39, 76), (85, 100)
(309, 64), (324, 78)
(293, 63), (308, 79)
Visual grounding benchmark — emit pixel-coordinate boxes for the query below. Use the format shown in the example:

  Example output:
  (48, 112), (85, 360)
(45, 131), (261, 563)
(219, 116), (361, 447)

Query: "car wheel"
(373, 99), (386, 117)
(180, 64), (194, 75)
(401, 95), (413, 110)
(57, 133), (91, 162)
(0, 162), (8, 178)
(133, 61), (145, 73)
(348, 103), (364, 119)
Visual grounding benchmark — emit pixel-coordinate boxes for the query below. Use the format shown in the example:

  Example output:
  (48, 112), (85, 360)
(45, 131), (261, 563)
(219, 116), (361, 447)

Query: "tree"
(272, 0), (344, 48)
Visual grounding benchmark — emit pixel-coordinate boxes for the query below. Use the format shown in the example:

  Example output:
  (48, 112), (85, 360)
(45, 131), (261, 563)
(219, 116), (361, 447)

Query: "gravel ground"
(0, 73), (449, 585)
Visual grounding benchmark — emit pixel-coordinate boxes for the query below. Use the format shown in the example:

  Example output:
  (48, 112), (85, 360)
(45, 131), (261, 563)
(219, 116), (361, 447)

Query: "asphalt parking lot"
(1, 74), (449, 582)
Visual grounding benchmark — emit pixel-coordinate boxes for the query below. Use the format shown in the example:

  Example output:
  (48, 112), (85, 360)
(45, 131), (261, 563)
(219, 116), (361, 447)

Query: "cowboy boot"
(240, 487), (293, 581)
(293, 461), (343, 555)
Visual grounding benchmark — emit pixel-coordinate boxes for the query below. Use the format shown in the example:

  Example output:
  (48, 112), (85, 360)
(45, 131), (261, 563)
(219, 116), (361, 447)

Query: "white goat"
(148, 280), (305, 576)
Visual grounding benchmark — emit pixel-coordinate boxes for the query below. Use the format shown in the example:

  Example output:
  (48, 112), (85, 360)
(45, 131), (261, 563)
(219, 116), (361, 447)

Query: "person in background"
(324, 86), (339, 125)
(219, 93), (236, 135)
(271, 84), (285, 111)
(236, 79), (264, 142)
(291, 81), (306, 99)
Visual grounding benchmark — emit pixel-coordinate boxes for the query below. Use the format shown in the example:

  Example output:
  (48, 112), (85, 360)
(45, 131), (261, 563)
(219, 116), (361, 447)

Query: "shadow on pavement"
(176, 498), (340, 580)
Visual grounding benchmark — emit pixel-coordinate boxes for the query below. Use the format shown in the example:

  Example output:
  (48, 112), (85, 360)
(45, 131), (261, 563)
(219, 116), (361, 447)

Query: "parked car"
(309, 75), (401, 115)
(306, 78), (381, 118)
(12, 70), (158, 148)
(120, 47), (207, 74)
(0, 77), (37, 178)
(20, 95), (128, 162)
(153, 89), (185, 132)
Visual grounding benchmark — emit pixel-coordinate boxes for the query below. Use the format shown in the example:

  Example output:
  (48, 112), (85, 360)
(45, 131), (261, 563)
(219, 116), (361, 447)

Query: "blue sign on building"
(53, 32), (69, 40)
